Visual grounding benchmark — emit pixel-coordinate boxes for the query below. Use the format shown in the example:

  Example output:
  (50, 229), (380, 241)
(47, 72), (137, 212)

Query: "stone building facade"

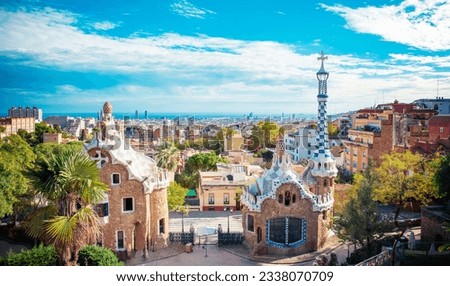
(84, 102), (170, 258)
(240, 52), (337, 256)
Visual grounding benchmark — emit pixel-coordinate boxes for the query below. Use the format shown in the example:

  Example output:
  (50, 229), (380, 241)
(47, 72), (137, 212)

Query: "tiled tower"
(240, 52), (337, 256)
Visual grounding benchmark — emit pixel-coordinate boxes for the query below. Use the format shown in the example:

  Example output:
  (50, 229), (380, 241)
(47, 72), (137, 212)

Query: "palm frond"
(24, 205), (58, 239)
(44, 215), (77, 245)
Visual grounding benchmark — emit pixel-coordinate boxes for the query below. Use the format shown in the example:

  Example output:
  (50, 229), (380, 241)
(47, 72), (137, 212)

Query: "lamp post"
(224, 207), (233, 233)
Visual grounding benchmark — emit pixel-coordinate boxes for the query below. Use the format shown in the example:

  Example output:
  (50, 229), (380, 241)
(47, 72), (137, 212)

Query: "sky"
(0, 0), (449, 116)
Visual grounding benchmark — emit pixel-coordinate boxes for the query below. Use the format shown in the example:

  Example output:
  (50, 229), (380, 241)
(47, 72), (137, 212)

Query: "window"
(278, 194), (283, 203)
(208, 193), (214, 204)
(353, 162), (357, 168)
(257, 227), (262, 243)
(223, 193), (230, 205)
(363, 163), (367, 169)
(440, 127), (444, 133)
(247, 214), (254, 232)
(159, 218), (165, 234)
(95, 203), (109, 217)
(117, 231), (124, 250)
(267, 217), (305, 247)
(292, 194), (296, 203)
(363, 151), (367, 157)
(122, 197), (134, 212)
(112, 173), (120, 185)
(284, 191), (291, 206)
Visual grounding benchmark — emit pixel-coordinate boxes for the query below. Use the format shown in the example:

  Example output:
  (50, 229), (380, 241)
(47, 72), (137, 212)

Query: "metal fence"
(169, 232), (195, 244)
(218, 232), (244, 246)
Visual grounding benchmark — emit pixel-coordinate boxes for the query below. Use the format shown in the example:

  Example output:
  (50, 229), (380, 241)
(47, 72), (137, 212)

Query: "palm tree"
(26, 150), (108, 265)
(157, 142), (181, 173)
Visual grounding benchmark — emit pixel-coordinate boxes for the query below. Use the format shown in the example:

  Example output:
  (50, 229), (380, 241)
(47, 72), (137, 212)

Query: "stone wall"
(421, 206), (450, 242)
(150, 188), (169, 251)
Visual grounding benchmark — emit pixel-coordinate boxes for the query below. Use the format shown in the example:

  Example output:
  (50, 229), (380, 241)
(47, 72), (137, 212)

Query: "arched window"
(284, 191), (291, 206)
(324, 180), (327, 187)
(292, 194), (296, 203)
(257, 227), (262, 243)
(266, 217), (306, 248)
(278, 194), (283, 203)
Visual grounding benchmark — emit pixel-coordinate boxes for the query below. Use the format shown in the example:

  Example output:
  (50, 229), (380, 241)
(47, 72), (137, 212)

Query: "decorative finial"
(317, 51), (328, 66)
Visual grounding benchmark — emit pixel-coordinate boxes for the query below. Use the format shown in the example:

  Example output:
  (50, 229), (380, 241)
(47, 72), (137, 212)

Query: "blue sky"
(0, 0), (449, 115)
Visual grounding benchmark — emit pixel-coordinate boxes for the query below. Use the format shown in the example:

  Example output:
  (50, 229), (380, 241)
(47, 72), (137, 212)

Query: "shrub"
(3, 244), (57, 266)
(77, 245), (123, 266)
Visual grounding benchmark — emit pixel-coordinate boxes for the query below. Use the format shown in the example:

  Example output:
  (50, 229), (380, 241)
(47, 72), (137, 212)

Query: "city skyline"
(1, 0), (449, 114)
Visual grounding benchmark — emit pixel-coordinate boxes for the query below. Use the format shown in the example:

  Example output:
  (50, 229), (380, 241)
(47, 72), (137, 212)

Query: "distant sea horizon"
(1, 112), (317, 120)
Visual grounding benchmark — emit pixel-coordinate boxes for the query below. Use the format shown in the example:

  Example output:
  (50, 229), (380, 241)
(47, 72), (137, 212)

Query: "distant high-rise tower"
(145, 110), (148, 119)
(135, 110), (138, 119)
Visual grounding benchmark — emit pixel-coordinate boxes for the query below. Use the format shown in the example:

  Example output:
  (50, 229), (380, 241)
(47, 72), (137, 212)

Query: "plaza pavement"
(128, 210), (347, 266)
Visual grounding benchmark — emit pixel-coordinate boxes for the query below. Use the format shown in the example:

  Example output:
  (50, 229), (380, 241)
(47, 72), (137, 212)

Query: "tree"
(185, 152), (227, 174)
(434, 152), (450, 203)
(0, 125), (5, 138)
(327, 122), (339, 136)
(26, 150), (108, 265)
(0, 135), (35, 219)
(249, 121), (279, 151)
(175, 152), (227, 189)
(156, 142), (181, 172)
(167, 181), (188, 211)
(374, 151), (440, 226)
(334, 164), (387, 256)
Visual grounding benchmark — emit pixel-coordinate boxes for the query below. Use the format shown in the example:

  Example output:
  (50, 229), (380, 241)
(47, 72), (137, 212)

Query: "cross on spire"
(318, 51), (328, 66)
(318, 51), (328, 62)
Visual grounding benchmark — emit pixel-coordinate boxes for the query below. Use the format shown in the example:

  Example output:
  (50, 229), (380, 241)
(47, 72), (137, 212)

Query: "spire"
(275, 133), (285, 158)
(309, 51), (337, 178)
(316, 51), (329, 97)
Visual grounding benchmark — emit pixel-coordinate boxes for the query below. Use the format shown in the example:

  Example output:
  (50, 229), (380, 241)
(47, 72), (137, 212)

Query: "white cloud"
(92, 21), (119, 31)
(170, 0), (216, 19)
(0, 7), (448, 114)
(321, 0), (450, 51)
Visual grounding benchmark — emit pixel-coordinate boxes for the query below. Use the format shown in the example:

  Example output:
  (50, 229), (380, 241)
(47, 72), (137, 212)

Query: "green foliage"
(374, 151), (440, 224)
(26, 149), (108, 265)
(167, 181), (188, 211)
(157, 142), (181, 172)
(327, 122), (339, 136)
(0, 135), (35, 218)
(77, 245), (123, 266)
(185, 152), (227, 174)
(249, 121), (280, 151)
(334, 164), (388, 253)
(434, 153), (450, 202)
(34, 142), (82, 165)
(16, 122), (59, 146)
(1, 244), (58, 266)
(175, 172), (198, 190)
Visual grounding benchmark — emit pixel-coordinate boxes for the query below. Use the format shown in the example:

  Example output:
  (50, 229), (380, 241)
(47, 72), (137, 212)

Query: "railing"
(356, 248), (392, 266)
(218, 231), (244, 246)
(169, 232), (195, 244)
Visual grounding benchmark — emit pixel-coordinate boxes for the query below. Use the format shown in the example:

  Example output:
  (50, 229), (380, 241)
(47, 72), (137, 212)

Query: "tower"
(240, 52), (337, 256)
(306, 51), (337, 216)
(309, 52), (337, 178)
